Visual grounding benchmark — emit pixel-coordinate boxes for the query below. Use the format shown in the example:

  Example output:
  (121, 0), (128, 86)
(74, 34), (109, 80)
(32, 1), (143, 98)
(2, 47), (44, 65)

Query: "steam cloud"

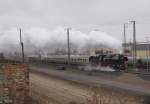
(0, 27), (121, 55)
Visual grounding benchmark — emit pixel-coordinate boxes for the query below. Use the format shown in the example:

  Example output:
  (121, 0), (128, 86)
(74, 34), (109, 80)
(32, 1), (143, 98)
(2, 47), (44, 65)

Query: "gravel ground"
(30, 73), (89, 104)
(29, 64), (150, 95)
(30, 73), (145, 104)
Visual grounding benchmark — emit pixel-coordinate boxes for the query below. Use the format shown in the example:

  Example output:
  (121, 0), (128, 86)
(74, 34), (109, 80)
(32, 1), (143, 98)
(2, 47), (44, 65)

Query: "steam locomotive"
(89, 54), (128, 70)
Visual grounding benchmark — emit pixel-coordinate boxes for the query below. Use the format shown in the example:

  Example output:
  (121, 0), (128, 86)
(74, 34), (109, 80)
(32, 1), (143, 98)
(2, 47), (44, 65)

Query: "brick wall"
(3, 64), (29, 104)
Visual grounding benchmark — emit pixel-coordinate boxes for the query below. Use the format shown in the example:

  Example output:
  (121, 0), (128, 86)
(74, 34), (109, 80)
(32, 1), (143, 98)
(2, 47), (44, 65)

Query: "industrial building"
(89, 48), (119, 55)
(123, 42), (150, 58)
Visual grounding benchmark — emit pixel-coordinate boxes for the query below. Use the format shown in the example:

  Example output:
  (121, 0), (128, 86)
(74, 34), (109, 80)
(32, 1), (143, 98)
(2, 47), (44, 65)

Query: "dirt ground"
(115, 73), (150, 89)
(30, 73), (145, 104)
(30, 73), (89, 104)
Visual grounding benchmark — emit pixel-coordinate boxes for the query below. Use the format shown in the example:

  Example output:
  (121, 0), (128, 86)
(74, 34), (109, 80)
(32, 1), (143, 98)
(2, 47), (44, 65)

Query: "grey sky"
(0, 0), (150, 42)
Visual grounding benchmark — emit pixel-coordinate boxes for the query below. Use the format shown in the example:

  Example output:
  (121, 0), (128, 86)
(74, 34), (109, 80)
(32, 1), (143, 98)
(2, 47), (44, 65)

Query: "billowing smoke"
(0, 27), (121, 55)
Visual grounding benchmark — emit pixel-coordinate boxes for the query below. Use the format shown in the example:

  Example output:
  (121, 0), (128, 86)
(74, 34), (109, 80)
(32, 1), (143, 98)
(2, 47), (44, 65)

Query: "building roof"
(136, 43), (150, 50)
(123, 42), (150, 51)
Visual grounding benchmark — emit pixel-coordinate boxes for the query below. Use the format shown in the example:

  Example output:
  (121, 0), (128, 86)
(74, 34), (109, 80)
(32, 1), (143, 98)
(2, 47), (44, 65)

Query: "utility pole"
(130, 21), (137, 68)
(67, 28), (71, 67)
(19, 28), (25, 63)
(123, 24), (127, 53)
(146, 37), (149, 70)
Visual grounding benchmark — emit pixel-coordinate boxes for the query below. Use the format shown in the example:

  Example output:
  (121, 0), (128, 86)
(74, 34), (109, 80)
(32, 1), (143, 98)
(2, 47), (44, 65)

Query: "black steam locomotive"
(89, 54), (128, 70)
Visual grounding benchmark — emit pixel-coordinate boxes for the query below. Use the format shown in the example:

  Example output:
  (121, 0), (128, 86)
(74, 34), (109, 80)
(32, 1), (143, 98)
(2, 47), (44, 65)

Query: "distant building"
(84, 48), (119, 55)
(136, 43), (150, 58)
(123, 42), (150, 58)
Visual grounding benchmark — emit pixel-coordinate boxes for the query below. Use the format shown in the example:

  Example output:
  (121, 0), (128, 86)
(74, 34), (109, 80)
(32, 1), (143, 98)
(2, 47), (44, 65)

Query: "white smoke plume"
(0, 27), (121, 54)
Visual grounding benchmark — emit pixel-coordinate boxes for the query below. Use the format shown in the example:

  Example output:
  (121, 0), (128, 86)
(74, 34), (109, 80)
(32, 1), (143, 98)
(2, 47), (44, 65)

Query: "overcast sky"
(0, 0), (150, 42)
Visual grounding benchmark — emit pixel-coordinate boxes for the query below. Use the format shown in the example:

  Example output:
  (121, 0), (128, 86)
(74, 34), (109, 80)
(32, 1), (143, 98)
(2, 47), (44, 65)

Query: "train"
(28, 54), (128, 71)
(2, 52), (149, 70)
